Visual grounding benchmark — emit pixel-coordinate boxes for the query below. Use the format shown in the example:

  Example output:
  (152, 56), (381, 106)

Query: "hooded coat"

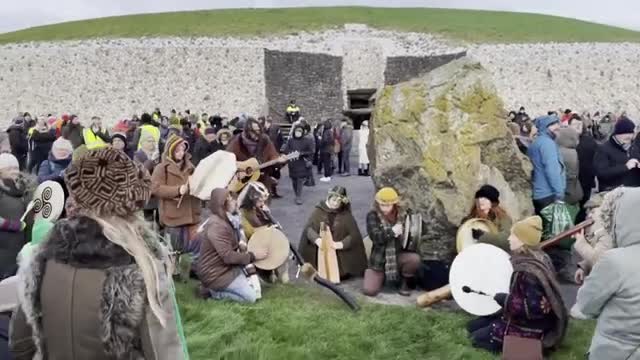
(198, 188), (254, 290)
(9, 216), (185, 360)
(282, 124), (315, 179)
(572, 187), (640, 360)
(556, 128), (584, 205)
(299, 201), (367, 278)
(37, 153), (72, 184)
(0, 174), (34, 280)
(28, 128), (56, 173)
(528, 116), (566, 201)
(594, 136), (633, 192)
(151, 135), (200, 227)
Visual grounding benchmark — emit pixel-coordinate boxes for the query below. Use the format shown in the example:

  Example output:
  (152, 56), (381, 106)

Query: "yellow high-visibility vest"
(138, 124), (161, 150)
(286, 105), (300, 113)
(83, 128), (107, 150)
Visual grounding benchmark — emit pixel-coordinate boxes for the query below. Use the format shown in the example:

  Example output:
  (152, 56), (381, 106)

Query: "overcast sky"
(2, 0), (639, 33)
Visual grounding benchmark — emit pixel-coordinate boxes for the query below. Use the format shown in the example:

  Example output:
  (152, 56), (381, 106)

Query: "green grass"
(1, 7), (640, 44)
(176, 281), (595, 360)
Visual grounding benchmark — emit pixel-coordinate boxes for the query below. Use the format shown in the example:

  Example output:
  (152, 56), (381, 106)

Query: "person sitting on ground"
(299, 186), (367, 281)
(9, 147), (188, 359)
(468, 216), (567, 355)
(197, 188), (267, 303)
(192, 127), (223, 166)
(282, 122), (315, 205)
(61, 114), (84, 149)
(571, 187), (640, 360)
(363, 187), (421, 297)
(463, 185), (513, 252)
(593, 116), (639, 192)
(37, 137), (73, 184)
(151, 134), (201, 277)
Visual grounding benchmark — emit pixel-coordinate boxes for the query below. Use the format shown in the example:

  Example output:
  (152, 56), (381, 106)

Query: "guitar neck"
(257, 159), (280, 170)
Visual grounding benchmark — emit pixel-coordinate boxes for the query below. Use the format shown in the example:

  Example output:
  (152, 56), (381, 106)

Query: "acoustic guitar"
(228, 151), (300, 193)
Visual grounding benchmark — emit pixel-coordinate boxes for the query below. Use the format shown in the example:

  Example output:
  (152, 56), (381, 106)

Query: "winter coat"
(134, 150), (159, 210)
(151, 136), (200, 228)
(226, 133), (279, 163)
(192, 137), (223, 166)
(358, 127), (369, 165)
(0, 175), (33, 280)
(556, 128), (584, 205)
(282, 125), (315, 179)
(7, 124), (28, 166)
(626, 136), (640, 187)
(593, 136), (632, 192)
(340, 125), (354, 152)
(528, 116), (566, 200)
(366, 209), (413, 272)
(572, 187), (640, 360)
(28, 129), (56, 173)
(577, 133), (598, 199)
(37, 153), (71, 184)
(462, 212), (513, 253)
(299, 201), (367, 278)
(198, 189), (253, 290)
(61, 122), (84, 149)
(9, 216), (186, 360)
(319, 123), (334, 154)
(265, 125), (284, 153)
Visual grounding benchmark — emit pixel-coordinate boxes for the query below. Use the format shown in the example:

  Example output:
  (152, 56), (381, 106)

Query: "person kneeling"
(363, 187), (421, 297)
(468, 216), (567, 355)
(198, 188), (267, 303)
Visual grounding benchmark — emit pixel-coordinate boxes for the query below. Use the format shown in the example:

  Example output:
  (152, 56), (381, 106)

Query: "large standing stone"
(370, 57), (533, 262)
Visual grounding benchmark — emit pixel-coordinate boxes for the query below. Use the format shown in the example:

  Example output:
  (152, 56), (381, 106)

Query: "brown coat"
(299, 201), (367, 278)
(226, 133), (280, 190)
(9, 216), (186, 360)
(151, 135), (200, 227)
(198, 188), (254, 290)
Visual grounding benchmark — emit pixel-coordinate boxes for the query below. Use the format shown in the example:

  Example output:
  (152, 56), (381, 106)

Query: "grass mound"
(176, 281), (595, 360)
(1, 7), (640, 44)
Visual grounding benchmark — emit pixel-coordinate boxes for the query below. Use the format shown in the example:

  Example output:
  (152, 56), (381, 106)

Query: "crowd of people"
(0, 103), (639, 359)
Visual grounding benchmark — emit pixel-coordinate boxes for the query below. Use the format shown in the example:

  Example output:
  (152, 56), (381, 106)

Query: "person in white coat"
(358, 121), (370, 176)
(571, 186), (640, 360)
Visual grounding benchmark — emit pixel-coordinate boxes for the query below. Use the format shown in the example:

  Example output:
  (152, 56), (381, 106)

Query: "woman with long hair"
(467, 216), (567, 356)
(463, 185), (513, 252)
(10, 147), (188, 359)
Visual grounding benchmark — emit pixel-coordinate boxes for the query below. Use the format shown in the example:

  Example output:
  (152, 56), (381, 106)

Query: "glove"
(493, 293), (508, 307)
(471, 229), (485, 240)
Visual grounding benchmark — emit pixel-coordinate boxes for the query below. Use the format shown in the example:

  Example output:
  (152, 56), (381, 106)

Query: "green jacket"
(477, 215), (512, 252)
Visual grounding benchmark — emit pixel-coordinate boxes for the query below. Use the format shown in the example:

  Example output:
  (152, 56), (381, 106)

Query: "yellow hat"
(375, 187), (399, 205)
(511, 216), (543, 247)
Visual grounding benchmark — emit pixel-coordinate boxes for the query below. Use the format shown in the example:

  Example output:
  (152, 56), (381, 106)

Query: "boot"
(358, 168), (363, 176)
(295, 196), (303, 205)
(398, 278), (411, 296)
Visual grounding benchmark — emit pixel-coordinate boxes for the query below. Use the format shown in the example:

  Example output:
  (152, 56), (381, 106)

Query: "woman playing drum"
(463, 185), (513, 252)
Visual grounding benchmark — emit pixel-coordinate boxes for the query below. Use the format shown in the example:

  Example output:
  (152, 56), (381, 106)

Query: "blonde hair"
(86, 212), (168, 327)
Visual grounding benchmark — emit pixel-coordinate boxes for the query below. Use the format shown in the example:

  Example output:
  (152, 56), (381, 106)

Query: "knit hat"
(204, 127), (216, 135)
(64, 147), (151, 217)
(111, 132), (127, 144)
(375, 187), (399, 205)
(328, 186), (349, 203)
(0, 153), (19, 172)
(614, 117), (636, 135)
(475, 185), (500, 204)
(511, 216), (543, 247)
(51, 137), (73, 159)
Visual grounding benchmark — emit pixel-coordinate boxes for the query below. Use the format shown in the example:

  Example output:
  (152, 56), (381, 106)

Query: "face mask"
(294, 130), (303, 138)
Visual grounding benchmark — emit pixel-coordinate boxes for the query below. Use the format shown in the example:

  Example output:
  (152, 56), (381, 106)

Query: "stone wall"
(264, 49), (344, 124)
(0, 43), (265, 123)
(470, 43), (640, 117)
(384, 52), (467, 85)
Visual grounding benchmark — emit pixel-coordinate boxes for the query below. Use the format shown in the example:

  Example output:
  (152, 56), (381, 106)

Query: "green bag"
(540, 202), (576, 249)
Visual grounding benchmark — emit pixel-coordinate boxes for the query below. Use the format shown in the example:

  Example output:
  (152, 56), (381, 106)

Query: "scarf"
(511, 252), (568, 349)
(613, 135), (632, 151)
(384, 238), (398, 281)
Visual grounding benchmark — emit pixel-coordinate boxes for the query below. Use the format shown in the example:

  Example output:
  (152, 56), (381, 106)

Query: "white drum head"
(449, 243), (513, 316)
(32, 181), (65, 222)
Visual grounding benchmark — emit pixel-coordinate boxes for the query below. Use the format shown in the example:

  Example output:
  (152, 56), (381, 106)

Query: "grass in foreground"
(176, 282), (595, 360)
(1, 7), (640, 44)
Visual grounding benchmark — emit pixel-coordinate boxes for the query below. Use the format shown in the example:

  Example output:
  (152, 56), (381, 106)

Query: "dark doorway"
(344, 89), (376, 129)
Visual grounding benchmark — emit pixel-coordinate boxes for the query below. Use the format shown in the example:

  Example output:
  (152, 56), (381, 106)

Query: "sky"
(2, 0), (639, 33)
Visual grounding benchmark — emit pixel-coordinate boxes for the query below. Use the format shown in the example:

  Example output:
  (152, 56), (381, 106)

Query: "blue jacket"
(38, 153), (71, 184)
(528, 116), (566, 200)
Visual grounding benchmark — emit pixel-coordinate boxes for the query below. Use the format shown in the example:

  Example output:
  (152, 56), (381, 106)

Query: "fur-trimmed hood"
(0, 172), (37, 198)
